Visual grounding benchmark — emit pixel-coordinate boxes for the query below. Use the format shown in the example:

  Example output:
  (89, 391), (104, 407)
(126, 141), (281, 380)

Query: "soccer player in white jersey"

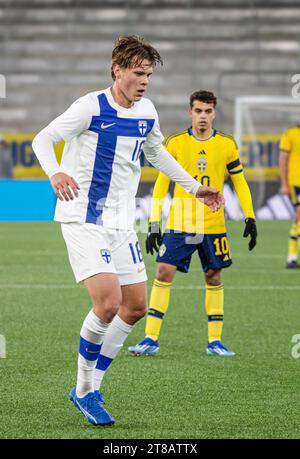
(32, 36), (224, 426)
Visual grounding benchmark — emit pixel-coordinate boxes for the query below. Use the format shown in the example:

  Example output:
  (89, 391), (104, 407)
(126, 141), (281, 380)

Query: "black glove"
(243, 218), (257, 251)
(145, 221), (162, 255)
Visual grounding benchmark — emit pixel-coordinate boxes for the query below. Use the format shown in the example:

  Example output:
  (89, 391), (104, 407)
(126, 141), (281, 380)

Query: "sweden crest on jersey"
(197, 157), (207, 172)
(101, 249), (111, 263)
(138, 120), (147, 136)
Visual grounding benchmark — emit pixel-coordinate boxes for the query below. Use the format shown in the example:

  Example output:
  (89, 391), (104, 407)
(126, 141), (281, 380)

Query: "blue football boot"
(128, 337), (159, 356)
(206, 340), (235, 357)
(68, 387), (114, 426)
(93, 391), (105, 404)
(69, 388), (105, 406)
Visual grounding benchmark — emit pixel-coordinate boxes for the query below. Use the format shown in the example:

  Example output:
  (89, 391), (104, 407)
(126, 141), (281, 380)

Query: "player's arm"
(32, 96), (93, 201)
(144, 143), (224, 212)
(279, 150), (289, 195)
(228, 159), (257, 251)
(150, 172), (171, 222)
(143, 114), (224, 213)
(146, 171), (171, 254)
(279, 131), (291, 195)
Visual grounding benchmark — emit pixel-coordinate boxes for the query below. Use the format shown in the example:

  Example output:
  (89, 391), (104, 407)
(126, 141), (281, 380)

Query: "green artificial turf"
(0, 221), (299, 439)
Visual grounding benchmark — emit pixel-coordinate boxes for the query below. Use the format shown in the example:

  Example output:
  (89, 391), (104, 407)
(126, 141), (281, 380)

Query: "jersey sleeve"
(150, 172), (171, 222)
(32, 94), (95, 177)
(144, 104), (165, 149)
(226, 138), (255, 219)
(49, 95), (95, 142)
(279, 130), (291, 152)
(230, 171), (256, 219)
(226, 137), (243, 176)
(149, 136), (178, 222)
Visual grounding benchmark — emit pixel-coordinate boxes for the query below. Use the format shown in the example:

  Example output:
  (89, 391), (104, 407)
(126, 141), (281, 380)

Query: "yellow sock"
(205, 283), (224, 343)
(288, 223), (298, 261)
(145, 279), (171, 341)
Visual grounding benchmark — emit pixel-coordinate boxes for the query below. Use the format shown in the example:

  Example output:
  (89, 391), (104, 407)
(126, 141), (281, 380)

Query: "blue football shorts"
(156, 230), (232, 273)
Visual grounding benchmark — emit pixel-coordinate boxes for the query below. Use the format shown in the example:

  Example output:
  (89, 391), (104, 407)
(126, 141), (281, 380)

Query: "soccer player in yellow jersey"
(279, 125), (300, 268)
(128, 90), (257, 357)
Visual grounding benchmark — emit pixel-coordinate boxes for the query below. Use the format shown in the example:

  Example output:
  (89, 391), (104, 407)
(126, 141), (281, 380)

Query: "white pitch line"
(0, 251), (286, 259)
(172, 285), (300, 290)
(0, 284), (300, 290)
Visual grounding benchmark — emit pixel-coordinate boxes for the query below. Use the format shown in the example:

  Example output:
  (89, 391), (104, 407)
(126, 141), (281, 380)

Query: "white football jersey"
(50, 87), (164, 229)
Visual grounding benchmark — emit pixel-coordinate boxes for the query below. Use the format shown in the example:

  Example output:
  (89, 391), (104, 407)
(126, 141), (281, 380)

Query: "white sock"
(93, 315), (133, 391)
(76, 310), (110, 398)
(287, 254), (297, 263)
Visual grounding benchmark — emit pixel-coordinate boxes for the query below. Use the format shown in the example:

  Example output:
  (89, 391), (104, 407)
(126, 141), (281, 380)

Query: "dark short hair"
(190, 90), (217, 108)
(111, 35), (163, 80)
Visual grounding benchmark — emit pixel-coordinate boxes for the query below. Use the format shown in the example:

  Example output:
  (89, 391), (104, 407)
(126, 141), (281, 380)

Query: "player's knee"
(133, 299), (148, 320)
(205, 269), (222, 286)
(93, 296), (121, 322)
(156, 264), (174, 283)
(123, 299), (148, 321)
(295, 205), (300, 222)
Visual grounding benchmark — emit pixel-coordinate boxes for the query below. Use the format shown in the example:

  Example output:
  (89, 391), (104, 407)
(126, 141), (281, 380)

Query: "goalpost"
(232, 96), (300, 219)
(234, 96), (300, 150)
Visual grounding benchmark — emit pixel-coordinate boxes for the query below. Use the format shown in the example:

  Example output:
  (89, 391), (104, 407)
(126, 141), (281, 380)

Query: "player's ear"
(112, 64), (121, 80)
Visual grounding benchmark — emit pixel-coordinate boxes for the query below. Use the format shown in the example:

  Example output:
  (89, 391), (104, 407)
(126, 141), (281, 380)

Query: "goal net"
(230, 96), (300, 220)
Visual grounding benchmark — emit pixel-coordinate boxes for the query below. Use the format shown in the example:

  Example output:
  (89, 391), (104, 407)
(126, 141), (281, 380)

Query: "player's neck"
(110, 84), (134, 109)
(192, 126), (214, 140)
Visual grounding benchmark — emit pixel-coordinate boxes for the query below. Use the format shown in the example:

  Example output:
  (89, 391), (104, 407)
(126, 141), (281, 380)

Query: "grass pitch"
(0, 220), (299, 439)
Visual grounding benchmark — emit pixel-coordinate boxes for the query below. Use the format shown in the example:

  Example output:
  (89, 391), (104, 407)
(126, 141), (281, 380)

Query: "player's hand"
(50, 172), (80, 201)
(280, 185), (290, 196)
(145, 221), (162, 255)
(243, 218), (257, 251)
(196, 186), (225, 212)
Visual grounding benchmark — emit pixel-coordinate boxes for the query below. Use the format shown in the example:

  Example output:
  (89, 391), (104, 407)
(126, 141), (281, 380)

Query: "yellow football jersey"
(150, 128), (254, 234)
(280, 125), (300, 186)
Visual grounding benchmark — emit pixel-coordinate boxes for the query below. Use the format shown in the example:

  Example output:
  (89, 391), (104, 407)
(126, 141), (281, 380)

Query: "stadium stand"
(0, 0), (299, 133)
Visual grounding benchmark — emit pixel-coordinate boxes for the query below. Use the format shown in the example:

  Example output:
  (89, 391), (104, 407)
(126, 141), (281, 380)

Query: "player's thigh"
(112, 230), (147, 287)
(198, 233), (232, 273)
(119, 281), (148, 325)
(295, 204), (300, 222)
(290, 186), (300, 211)
(156, 230), (198, 273)
(61, 222), (118, 284)
(84, 273), (122, 322)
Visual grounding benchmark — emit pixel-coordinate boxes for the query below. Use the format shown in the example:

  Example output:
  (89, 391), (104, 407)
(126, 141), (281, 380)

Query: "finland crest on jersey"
(53, 87), (164, 229)
(138, 120), (147, 136)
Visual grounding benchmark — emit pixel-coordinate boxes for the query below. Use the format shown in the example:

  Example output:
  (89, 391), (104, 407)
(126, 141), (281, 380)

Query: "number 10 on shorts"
(213, 236), (230, 257)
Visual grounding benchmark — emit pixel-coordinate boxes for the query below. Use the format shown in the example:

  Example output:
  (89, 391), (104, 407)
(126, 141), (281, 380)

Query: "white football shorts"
(61, 222), (147, 285)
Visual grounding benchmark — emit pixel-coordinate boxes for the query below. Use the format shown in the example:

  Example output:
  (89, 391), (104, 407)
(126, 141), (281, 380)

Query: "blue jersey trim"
(229, 168), (243, 175)
(188, 127), (216, 141)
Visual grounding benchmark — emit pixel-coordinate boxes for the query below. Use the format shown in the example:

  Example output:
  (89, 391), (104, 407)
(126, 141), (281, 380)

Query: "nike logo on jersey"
(137, 265), (145, 273)
(101, 122), (116, 129)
